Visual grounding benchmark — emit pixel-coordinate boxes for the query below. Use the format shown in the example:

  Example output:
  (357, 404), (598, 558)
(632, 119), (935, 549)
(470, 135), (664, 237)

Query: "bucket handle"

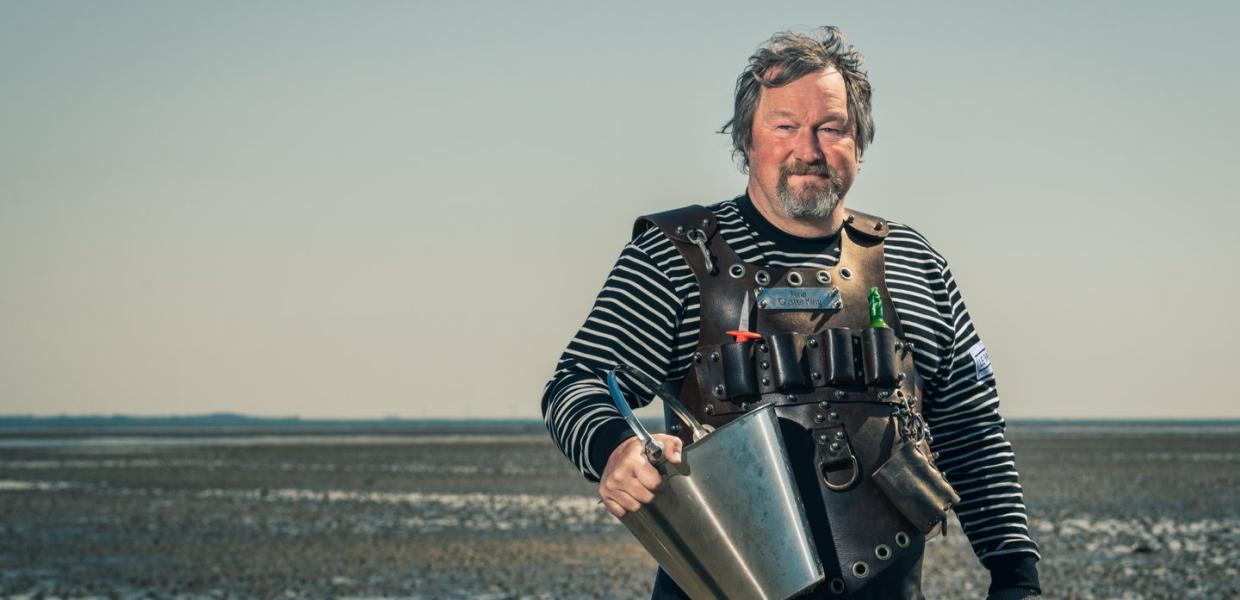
(605, 366), (712, 469)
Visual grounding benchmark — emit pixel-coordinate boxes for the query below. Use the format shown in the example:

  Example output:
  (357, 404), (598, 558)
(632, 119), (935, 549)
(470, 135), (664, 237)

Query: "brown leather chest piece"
(634, 206), (936, 595)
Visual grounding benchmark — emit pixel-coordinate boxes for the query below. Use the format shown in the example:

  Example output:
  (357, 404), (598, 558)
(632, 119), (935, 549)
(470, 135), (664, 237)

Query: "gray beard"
(777, 173), (840, 219)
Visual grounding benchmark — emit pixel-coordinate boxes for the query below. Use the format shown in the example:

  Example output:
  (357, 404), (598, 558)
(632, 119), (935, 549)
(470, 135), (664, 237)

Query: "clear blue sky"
(2, 1), (1236, 418)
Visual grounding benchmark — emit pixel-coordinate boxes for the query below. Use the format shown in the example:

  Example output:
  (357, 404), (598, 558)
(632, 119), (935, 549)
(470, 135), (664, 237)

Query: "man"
(542, 27), (1041, 599)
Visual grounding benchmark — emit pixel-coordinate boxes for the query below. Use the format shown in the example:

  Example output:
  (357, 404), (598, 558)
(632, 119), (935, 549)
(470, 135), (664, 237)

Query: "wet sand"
(1, 424), (1237, 599)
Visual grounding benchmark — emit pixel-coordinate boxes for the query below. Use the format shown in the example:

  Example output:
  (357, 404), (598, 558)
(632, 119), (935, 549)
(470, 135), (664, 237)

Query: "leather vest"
(634, 205), (944, 599)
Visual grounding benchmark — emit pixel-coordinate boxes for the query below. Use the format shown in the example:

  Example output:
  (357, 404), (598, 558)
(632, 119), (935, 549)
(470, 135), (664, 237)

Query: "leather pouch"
(871, 441), (960, 534)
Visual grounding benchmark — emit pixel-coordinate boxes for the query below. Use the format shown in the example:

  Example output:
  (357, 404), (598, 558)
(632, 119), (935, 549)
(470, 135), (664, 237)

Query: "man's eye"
(776, 125), (796, 131)
(819, 127), (842, 134)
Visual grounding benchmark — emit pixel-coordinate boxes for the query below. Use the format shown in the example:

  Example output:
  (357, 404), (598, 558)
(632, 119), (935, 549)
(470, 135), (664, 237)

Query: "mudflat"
(2, 424), (1237, 599)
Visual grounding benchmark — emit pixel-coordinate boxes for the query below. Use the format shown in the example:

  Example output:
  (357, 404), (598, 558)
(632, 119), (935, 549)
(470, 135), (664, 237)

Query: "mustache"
(781, 161), (835, 178)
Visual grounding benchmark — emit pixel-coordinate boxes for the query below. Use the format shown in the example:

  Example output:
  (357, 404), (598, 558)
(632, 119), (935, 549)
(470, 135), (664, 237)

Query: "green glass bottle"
(868, 287), (889, 329)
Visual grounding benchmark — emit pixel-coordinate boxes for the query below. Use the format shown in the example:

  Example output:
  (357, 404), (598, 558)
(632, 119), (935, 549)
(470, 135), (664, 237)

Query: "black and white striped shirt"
(541, 195), (1040, 568)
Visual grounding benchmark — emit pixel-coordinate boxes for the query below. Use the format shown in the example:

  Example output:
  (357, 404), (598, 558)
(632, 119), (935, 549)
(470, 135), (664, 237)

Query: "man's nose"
(792, 127), (824, 164)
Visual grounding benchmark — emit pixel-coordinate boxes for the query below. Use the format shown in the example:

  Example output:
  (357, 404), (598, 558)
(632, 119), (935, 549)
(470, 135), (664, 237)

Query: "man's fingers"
(632, 463), (663, 494)
(601, 497), (626, 518)
(655, 434), (684, 464)
(606, 487), (645, 512)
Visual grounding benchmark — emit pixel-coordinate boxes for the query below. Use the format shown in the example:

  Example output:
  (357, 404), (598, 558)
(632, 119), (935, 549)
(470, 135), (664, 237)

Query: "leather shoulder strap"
(843, 208), (891, 240)
(632, 205), (717, 243)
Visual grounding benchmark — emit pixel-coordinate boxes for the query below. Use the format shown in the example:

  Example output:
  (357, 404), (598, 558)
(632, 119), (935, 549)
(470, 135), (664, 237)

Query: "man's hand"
(599, 434), (683, 518)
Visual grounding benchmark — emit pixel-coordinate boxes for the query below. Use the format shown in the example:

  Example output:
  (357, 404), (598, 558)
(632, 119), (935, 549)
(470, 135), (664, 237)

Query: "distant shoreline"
(1, 414), (1238, 433)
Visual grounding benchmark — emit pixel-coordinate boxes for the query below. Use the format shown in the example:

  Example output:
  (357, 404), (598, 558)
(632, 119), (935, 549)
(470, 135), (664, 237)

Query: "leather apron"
(634, 205), (944, 599)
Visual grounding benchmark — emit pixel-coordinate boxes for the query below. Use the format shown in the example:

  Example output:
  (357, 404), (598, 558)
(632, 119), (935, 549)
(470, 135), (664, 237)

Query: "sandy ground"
(1, 424), (1237, 599)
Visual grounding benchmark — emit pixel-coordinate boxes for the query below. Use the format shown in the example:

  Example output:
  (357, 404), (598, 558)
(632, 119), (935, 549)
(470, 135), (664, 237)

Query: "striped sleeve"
(913, 236), (1041, 565)
(540, 228), (686, 482)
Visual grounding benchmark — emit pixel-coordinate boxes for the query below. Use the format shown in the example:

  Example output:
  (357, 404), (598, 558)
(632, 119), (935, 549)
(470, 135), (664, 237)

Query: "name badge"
(756, 287), (842, 311)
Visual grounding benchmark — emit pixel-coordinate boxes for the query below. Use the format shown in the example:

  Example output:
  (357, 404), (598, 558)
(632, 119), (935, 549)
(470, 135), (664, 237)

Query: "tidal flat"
(1, 423), (1237, 599)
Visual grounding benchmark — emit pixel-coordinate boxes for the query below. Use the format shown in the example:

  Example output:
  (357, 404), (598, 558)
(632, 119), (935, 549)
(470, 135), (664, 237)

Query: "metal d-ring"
(728, 264), (746, 279)
(787, 272), (803, 286)
(822, 455), (860, 491)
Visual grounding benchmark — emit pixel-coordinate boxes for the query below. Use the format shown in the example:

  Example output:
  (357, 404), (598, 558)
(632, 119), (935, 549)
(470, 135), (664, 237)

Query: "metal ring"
(755, 270), (771, 286)
(822, 455), (860, 491)
(875, 544), (892, 560)
(728, 264), (746, 279)
(816, 270), (831, 284)
(895, 531), (910, 548)
(851, 561), (870, 578)
(828, 578), (846, 594)
(839, 267), (853, 280)
(787, 272), (803, 286)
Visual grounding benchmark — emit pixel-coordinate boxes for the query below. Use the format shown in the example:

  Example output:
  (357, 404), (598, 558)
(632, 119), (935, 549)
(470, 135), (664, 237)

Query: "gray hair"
(721, 26), (875, 172)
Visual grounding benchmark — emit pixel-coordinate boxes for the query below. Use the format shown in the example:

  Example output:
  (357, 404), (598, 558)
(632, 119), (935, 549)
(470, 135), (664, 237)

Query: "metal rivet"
(758, 299), (769, 308)
(831, 299), (843, 309)
(701, 219), (709, 228)
(713, 384), (725, 396)
(819, 400), (830, 410)
(761, 377), (770, 386)
(740, 402), (749, 411)
(669, 423), (681, 434)
(760, 361), (769, 369)
(878, 391), (889, 400)
(817, 433), (829, 444)
(812, 372), (822, 381)
(814, 414), (825, 424)
(807, 338), (818, 348)
(675, 225), (685, 235)
(829, 441), (841, 451)
(875, 220), (884, 231)
(895, 342), (904, 351)
(835, 431), (846, 441)
(710, 352), (720, 362)
(759, 345), (768, 354)
(835, 390), (845, 399)
(828, 412), (839, 421)
(704, 404), (715, 415)
(692, 352), (702, 363)
(786, 394), (797, 402)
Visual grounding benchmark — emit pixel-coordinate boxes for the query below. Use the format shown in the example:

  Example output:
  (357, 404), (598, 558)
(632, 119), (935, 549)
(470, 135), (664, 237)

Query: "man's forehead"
(756, 68), (849, 116)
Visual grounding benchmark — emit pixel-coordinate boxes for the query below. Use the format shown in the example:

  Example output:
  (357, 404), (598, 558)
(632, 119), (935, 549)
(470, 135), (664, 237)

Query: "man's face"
(748, 68), (859, 221)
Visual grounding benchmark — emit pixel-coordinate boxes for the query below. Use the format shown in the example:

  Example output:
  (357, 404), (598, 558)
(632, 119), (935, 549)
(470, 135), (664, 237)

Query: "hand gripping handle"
(605, 365), (712, 468)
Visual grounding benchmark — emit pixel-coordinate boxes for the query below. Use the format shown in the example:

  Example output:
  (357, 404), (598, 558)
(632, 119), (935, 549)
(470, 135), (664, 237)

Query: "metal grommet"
(875, 544), (892, 560)
(828, 578), (846, 594)
(760, 361), (769, 369)
(816, 270), (831, 284)
(852, 561), (870, 578)
(692, 352), (702, 363)
(704, 404), (715, 415)
(713, 384), (725, 396)
(807, 338), (818, 348)
(895, 531), (910, 548)
(709, 352), (720, 362)
(755, 270), (771, 286)
(728, 264), (746, 279)
(834, 390), (845, 399)
(814, 414), (825, 424)
(839, 267), (853, 280)
(761, 377), (770, 386)
(787, 272), (803, 286)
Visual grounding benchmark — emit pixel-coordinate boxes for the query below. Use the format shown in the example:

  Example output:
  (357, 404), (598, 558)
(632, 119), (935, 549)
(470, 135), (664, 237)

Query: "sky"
(2, 1), (1237, 419)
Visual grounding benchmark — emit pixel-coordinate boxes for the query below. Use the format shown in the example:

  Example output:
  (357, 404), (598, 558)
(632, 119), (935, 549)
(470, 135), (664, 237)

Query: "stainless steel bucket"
(606, 367), (824, 600)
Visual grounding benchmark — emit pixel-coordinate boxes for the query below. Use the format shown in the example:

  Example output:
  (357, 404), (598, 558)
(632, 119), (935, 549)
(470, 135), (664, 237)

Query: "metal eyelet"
(852, 561), (870, 578)
(875, 544), (892, 560)
(839, 267), (853, 280)
(828, 578), (846, 594)
(728, 264), (746, 278)
(895, 531), (910, 548)
(816, 270), (831, 284)
(755, 270), (771, 286)
(787, 272), (803, 286)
